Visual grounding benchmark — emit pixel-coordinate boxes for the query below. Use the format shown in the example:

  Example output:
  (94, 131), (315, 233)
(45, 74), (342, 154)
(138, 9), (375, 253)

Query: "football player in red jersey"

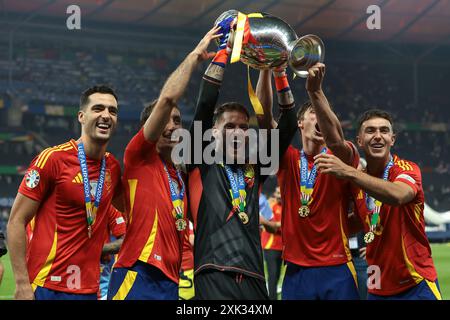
(257, 63), (360, 299)
(107, 27), (221, 300)
(315, 109), (441, 300)
(8, 85), (123, 300)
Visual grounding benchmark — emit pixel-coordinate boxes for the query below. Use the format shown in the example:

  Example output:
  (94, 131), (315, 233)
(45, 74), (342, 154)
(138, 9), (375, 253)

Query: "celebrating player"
(257, 63), (360, 299)
(187, 18), (297, 300)
(314, 109), (441, 300)
(8, 85), (123, 300)
(107, 27), (221, 300)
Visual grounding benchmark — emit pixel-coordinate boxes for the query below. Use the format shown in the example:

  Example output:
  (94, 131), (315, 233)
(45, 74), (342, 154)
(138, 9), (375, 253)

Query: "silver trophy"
(215, 10), (325, 78)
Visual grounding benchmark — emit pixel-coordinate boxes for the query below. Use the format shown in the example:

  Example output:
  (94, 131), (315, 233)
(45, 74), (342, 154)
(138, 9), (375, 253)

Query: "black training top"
(187, 68), (297, 280)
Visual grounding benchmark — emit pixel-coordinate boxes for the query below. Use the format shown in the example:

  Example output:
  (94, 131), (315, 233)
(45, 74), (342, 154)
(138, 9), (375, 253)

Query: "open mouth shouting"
(96, 122), (111, 134)
(369, 142), (386, 154)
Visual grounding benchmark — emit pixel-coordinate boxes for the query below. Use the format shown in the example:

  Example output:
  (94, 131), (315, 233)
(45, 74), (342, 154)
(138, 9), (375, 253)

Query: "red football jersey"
(261, 201), (282, 251)
(106, 206), (126, 240)
(114, 129), (188, 284)
(19, 140), (122, 294)
(277, 143), (360, 267)
(181, 221), (194, 271)
(353, 155), (438, 296)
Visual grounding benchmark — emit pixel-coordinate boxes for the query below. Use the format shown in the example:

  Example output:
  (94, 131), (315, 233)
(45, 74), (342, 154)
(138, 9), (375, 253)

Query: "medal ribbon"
(299, 148), (326, 206)
(77, 143), (106, 238)
(365, 155), (394, 232)
(224, 165), (246, 213)
(162, 162), (185, 222)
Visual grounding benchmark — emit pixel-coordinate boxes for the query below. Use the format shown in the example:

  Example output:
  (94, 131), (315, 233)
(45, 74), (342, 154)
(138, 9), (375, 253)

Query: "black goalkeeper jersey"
(189, 162), (267, 280)
(188, 69), (297, 280)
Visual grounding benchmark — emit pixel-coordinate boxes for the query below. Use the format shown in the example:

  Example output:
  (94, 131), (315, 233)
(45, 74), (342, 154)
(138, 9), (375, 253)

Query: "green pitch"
(0, 252), (15, 300)
(1, 243), (449, 300)
(431, 243), (450, 299)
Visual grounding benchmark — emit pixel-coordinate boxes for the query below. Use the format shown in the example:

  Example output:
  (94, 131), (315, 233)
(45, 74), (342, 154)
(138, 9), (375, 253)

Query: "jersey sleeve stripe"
(38, 144), (74, 169)
(57, 142), (71, 149)
(35, 147), (54, 168)
(38, 149), (58, 169)
(69, 140), (78, 150)
(35, 142), (74, 169)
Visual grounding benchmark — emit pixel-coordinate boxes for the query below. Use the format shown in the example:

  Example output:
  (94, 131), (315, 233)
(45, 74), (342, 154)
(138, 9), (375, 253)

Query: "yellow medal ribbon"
(230, 12), (265, 116)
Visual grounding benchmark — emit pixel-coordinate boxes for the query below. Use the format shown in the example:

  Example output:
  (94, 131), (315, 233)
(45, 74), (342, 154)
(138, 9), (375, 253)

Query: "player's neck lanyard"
(223, 164), (249, 224)
(162, 161), (186, 231)
(77, 143), (106, 238)
(363, 155), (394, 244)
(299, 148), (326, 207)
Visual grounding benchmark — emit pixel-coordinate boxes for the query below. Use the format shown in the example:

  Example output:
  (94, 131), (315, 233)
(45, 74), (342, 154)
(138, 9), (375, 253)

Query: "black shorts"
(194, 269), (269, 300)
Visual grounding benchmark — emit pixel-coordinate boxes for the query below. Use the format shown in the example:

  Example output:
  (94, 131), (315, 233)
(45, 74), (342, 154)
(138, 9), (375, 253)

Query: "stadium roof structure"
(1, 0), (450, 45)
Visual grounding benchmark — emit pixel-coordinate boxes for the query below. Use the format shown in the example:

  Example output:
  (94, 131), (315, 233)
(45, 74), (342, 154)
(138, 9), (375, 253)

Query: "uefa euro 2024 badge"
(25, 169), (40, 189)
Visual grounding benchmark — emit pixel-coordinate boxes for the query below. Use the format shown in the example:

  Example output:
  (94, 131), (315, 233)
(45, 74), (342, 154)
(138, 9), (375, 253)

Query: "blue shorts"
(107, 261), (178, 300)
(34, 286), (97, 300)
(99, 263), (112, 300)
(368, 279), (442, 300)
(282, 262), (360, 300)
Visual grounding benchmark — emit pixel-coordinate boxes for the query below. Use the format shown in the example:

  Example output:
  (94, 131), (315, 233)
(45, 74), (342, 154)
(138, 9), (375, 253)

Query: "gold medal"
(238, 212), (249, 225)
(175, 218), (187, 231)
(298, 205), (310, 218)
(364, 231), (375, 244)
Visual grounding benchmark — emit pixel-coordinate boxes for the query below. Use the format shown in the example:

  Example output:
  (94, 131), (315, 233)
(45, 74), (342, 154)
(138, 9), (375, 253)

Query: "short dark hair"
(213, 102), (250, 125)
(296, 100), (313, 121)
(357, 109), (394, 133)
(139, 99), (180, 127)
(80, 85), (118, 110)
(296, 100), (335, 121)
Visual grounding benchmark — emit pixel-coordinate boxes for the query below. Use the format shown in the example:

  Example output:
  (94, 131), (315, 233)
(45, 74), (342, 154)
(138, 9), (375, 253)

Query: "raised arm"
(190, 18), (234, 127)
(274, 69), (297, 159)
(143, 26), (221, 142)
(260, 69), (297, 177)
(255, 70), (276, 130)
(306, 63), (354, 165)
(7, 193), (40, 300)
(189, 18), (234, 165)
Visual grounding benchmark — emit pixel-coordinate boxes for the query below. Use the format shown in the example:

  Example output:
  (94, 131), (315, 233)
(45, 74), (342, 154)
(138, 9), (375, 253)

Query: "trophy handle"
(288, 34), (325, 78)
